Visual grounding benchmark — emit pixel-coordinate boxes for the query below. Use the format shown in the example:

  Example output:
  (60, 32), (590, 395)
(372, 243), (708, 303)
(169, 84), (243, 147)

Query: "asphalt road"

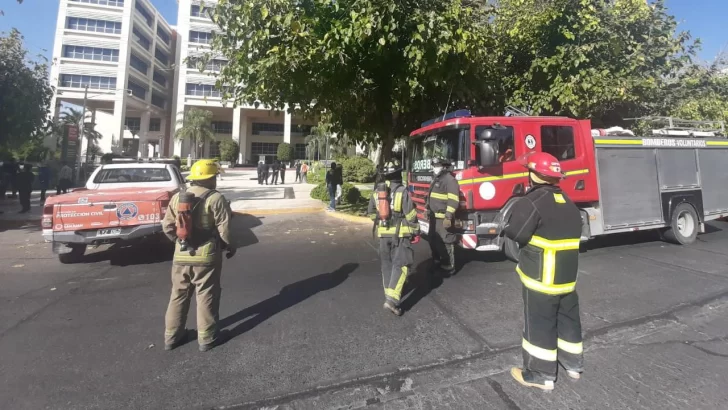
(1, 214), (728, 409)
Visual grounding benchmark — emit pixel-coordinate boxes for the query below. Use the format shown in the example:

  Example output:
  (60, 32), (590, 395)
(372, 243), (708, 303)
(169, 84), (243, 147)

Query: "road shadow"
(0, 220), (41, 234)
(82, 236), (176, 266)
(219, 262), (358, 342)
(399, 258), (445, 313)
(230, 213), (263, 249)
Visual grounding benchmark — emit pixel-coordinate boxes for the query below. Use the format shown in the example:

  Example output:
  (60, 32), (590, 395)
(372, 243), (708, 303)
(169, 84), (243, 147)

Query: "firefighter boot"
(383, 300), (402, 316)
(566, 370), (581, 380)
(164, 329), (190, 351)
(440, 244), (456, 275)
(510, 367), (555, 391)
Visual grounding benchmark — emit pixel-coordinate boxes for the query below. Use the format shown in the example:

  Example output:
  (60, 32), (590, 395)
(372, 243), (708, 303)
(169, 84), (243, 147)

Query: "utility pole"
(75, 85), (89, 183)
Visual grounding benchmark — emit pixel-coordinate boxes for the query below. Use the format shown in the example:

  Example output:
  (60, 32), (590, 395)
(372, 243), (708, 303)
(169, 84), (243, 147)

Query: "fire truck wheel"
(503, 237), (520, 263)
(58, 245), (87, 264)
(663, 203), (698, 245)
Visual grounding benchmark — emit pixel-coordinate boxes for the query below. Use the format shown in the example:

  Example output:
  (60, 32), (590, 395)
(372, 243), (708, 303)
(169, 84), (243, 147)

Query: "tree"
(175, 108), (215, 158)
(62, 107), (103, 162)
(276, 142), (294, 162)
(219, 139), (240, 163)
(0, 0), (24, 17)
(305, 122), (334, 161)
(209, 0), (499, 162)
(0, 29), (54, 150)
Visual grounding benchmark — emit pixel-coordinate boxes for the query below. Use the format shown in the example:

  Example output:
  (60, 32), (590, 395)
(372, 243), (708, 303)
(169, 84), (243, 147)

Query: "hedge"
(310, 182), (361, 204)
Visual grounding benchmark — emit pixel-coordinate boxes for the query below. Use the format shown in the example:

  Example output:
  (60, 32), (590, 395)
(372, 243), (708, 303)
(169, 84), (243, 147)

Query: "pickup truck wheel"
(662, 203), (698, 245)
(58, 245), (86, 264)
(503, 237), (520, 263)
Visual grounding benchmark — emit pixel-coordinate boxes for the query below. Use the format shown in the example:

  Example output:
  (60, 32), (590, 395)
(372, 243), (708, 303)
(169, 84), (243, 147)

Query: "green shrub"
(341, 156), (375, 183)
(219, 140), (240, 163)
(277, 142), (294, 162)
(310, 182), (361, 204)
(307, 167), (327, 184)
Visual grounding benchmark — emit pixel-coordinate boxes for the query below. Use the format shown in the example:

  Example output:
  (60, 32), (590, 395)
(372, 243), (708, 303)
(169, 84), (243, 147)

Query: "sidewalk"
(0, 193), (43, 223)
(217, 169), (324, 214)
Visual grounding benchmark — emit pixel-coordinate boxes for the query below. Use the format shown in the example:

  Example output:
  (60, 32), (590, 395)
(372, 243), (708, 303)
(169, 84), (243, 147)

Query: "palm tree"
(305, 122), (334, 161)
(175, 108), (215, 159)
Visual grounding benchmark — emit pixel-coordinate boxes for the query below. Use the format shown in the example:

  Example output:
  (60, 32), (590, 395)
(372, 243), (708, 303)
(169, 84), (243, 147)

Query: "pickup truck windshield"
(410, 126), (469, 172)
(93, 168), (172, 183)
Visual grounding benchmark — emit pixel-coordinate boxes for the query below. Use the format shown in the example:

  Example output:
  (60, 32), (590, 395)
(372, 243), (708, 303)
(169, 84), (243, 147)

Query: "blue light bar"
(421, 109), (472, 128)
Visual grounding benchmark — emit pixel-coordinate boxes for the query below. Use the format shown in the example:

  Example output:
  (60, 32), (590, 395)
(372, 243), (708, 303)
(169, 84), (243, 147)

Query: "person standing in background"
(257, 161), (264, 185)
(270, 161), (280, 185)
(262, 161), (270, 185)
(295, 161), (302, 183)
(279, 161), (287, 184)
(57, 161), (73, 194)
(301, 162), (309, 183)
(16, 164), (35, 213)
(2, 158), (19, 199)
(325, 162), (339, 211)
(38, 161), (51, 202)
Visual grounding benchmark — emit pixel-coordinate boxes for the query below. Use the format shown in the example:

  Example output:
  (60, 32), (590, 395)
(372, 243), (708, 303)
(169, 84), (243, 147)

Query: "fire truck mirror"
(474, 140), (498, 168)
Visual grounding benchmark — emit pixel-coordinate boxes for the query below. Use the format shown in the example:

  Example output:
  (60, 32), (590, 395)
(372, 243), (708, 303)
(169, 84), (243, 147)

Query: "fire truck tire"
(58, 245), (87, 264)
(663, 203), (698, 245)
(503, 237), (520, 263)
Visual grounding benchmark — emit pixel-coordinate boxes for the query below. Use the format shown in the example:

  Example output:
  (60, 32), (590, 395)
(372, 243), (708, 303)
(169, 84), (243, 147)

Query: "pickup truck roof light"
(421, 109), (472, 128)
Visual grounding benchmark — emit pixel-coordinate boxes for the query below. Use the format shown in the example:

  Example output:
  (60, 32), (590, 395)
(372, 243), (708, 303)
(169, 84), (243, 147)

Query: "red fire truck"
(407, 110), (728, 261)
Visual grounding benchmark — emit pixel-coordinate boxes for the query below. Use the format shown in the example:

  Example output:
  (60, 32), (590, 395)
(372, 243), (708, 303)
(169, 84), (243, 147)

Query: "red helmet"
(517, 152), (564, 179)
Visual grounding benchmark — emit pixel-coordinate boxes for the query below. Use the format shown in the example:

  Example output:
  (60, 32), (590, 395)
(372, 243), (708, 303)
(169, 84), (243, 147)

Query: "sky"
(0, 0), (726, 65)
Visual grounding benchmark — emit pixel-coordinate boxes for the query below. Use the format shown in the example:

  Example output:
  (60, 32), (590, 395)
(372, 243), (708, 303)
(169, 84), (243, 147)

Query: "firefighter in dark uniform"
(162, 160), (236, 352)
(504, 151), (584, 390)
(368, 161), (419, 316)
(426, 158), (460, 274)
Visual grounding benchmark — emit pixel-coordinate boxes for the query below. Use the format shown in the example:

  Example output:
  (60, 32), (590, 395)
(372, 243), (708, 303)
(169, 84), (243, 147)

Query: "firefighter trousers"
(428, 215), (456, 269)
(165, 257), (223, 346)
(379, 237), (413, 306)
(521, 286), (584, 381)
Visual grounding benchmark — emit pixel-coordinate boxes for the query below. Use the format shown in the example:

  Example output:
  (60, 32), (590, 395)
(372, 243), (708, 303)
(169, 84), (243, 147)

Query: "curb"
(234, 207), (323, 216)
(323, 210), (372, 225)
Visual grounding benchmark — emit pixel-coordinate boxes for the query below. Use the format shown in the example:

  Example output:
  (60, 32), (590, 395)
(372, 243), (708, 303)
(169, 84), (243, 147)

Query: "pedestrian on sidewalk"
(17, 164), (35, 213)
(262, 162), (270, 185)
(279, 161), (286, 184)
(257, 161), (264, 185)
(325, 162), (341, 211)
(271, 161), (280, 185)
(295, 161), (302, 182)
(2, 157), (19, 199)
(301, 162), (309, 183)
(504, 152), (584, 391)
(57, 161), (73, 194)
(38, 162), (51, 202)
(162, 159), (236, 352)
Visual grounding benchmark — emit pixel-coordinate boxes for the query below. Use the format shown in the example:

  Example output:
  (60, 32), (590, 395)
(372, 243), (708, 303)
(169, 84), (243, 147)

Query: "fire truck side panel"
(697, 149), (728, 217)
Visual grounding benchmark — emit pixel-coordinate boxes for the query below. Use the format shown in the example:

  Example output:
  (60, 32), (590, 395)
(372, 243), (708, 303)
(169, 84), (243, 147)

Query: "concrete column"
(232, 107), (242, 164)
(139, 110), (151, 158)
(111, 99), (126, 155)
(284, 107), (292, 143)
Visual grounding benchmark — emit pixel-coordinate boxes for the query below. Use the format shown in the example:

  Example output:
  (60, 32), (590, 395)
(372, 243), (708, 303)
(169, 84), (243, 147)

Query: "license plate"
(418, 220), (430, 233)
(97, 228), (121, 237)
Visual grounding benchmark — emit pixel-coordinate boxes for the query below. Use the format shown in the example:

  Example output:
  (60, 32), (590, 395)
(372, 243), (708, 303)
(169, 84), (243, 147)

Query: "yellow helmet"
(187, 159), (219, 181)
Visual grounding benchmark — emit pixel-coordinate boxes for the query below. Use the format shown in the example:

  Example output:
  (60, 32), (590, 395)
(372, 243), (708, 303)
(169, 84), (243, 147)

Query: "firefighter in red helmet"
(504, 151), (584, 391)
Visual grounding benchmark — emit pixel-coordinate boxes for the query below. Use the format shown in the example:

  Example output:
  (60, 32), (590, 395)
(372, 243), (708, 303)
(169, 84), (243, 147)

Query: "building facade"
(50, 0), (177, 160)
(173, 0), (314, 164)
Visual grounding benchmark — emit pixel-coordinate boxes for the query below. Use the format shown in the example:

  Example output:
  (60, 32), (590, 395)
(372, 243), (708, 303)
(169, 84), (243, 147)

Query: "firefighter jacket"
(504, 184), (582, 295)
(163, 185), (233, 266)
(426, 172), (459, 219)
(367, 181), (419, 238)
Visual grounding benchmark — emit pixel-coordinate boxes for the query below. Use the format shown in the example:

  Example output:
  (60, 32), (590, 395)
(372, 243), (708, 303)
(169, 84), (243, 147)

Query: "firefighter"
(504, 152), (583, 391)
(368, 161), (419, 316)
(162, 159), (236, 352)
(425, 158), (460, 275)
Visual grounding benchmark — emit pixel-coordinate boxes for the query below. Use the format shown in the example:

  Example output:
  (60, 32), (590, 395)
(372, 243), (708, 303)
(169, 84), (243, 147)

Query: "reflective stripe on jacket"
(427, 172), (459, 219)
(504, 185), (582, 295)
(367, 181), (419, 238)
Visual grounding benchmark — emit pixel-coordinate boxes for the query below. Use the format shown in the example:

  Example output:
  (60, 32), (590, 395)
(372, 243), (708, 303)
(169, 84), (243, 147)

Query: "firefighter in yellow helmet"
(162, 159), (236, 352)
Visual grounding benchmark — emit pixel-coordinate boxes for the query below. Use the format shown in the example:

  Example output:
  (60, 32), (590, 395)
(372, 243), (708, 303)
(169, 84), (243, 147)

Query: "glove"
(226, 247), (237, 259)
(443, 219), (452, 229)
(411, 235), (421, 245)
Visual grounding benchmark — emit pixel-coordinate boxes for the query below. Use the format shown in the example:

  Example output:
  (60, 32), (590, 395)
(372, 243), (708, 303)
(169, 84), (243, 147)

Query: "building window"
(129, 54), (149, 75)
(154, 47), (169, 65)
(252, 122), (285, 135)
(540, 126), (576, 161)
(185, 83), (223, 97)
(122, 139), (140, 156)
(295, 143), (307, 160)
(127, 79), (147, 99)
(151, 93), (166, 109)
(60, 74), (117, 90)
(293, 124), (313, 135)
(135, 1), (153, 26)
(209, 141), (221, 158)
(125, 117), (141, 134)
(190, 5), (209, 17)
(63, 45), (119, 62)
(132, 27), (150, 50)
(211, 121), (233, 134)
(156, 26), (170, 45)
(187, 57), (226, 72)
(69, 0), (124, 6)
(66, 17), (121, 34)
(149, 118), (161, 132)
(251, 142), (280, 156)
(189, 30), (214, 44)
(152, 70), (167, 87)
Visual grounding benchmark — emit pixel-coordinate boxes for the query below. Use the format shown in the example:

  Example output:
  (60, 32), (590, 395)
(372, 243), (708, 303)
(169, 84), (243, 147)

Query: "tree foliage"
(276, 142), (294, 162)
(0, 29), (54, 150)
(219, 139), (240, 163)
(175, 108), (215, 159)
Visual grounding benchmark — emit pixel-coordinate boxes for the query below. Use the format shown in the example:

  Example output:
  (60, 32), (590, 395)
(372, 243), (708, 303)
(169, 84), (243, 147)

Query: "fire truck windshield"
(409, 127), (469, 172)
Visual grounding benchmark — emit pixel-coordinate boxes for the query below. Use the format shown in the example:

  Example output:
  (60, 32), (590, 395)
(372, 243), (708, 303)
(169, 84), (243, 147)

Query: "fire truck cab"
(407, 110), (728, 261)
